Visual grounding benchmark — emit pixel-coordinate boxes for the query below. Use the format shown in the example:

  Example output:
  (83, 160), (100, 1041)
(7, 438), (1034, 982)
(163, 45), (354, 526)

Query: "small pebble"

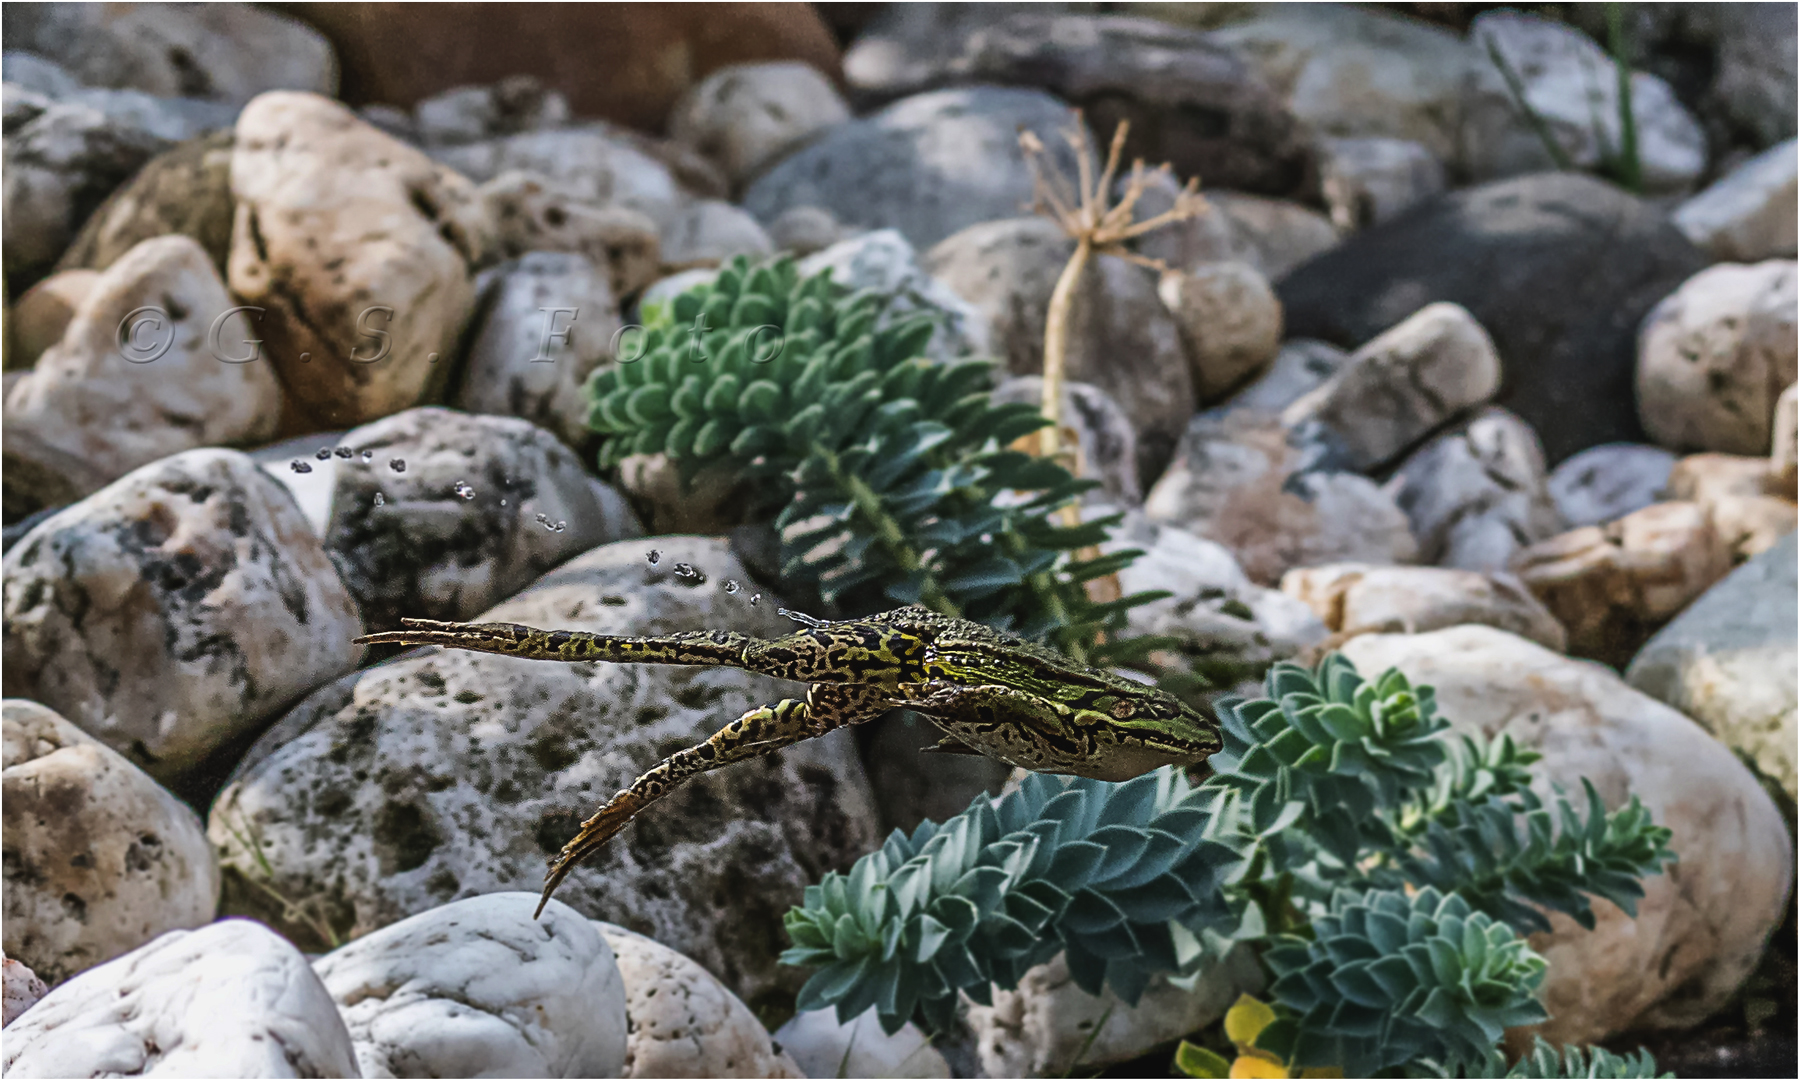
(289, 460), (312, 474)
(389, 458), (406, 473)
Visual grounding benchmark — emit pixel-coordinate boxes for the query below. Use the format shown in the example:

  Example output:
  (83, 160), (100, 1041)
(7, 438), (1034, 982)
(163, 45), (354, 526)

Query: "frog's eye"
(1110, 700), (1136, 719)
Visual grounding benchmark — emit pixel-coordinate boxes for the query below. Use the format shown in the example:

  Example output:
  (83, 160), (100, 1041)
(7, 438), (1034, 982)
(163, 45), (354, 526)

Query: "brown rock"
(285, 3), (841, 133)
(1280, 563), (1567, 651)
(1157, 262), (1282, 403)
(1666, 452), (1798, 560)
(55, 130), (236, 278)
(463, 171), (661, 301)
(228, 91), (479, 430)
(1509, 501), (1731, 665)
(6, 269), (99, 370)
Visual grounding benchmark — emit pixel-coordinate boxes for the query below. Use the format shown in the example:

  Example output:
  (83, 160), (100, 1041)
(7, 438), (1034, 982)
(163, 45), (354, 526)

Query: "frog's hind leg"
(535, 682), (889, 916)
(353, 618), (759, 667)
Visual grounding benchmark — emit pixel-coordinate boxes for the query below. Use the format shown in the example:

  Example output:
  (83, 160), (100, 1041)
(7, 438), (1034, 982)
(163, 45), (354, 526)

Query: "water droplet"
(723, 580), (740, 594)
(315, 447), (332, 461)
(778, 607), (828, 629)
(289, 459), (312, 474)
(646, 549), (661, 565)
(334, 446), (354, 459)
(552, 520), (567, 533)
(361, 450), (374, 463)
(389, 458), (406, 473)
(536, 513), (550, 524)
(672, 562), (707, 583)
(452, 481), (476, 500)
(749, 593), (761, 606)
(373, 491), (386, 507)
(499, 498), (507, 507)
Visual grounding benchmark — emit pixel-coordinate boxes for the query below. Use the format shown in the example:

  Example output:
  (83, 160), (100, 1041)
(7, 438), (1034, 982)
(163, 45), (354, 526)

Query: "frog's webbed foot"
(534, 682), (889, 917)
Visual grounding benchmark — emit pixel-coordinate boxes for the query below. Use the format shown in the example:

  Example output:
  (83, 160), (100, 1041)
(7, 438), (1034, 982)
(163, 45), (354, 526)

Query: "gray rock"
(2, 100), (168, 281)
(1627, 530), (1796, 799)
(1317, 136), (1447, 231)
(209, 537), (881, 1007)
(1464, 11), (1706, 193)
(598, 921), (803, 1079)
(457, 253), (622, 448)
(1341, 625), (1792, 1044)
(1711, 3), (1798, 149)
(1209, 338), (1350, 416)
(0, 920), (358, 1079)
(414, 76), (572, 148)
(2, 449), (364, 784)
(925, 216), (1193, 483)
(433, 125), (692, 235)
(1389, 408), (1563, 572)
(1283, 302), (1502, 473)
(315, 893), (626, 1079)
(799, 229), (989, 362)
(322, 407), (642, 632)
(2, 953), (47, 1027)
(845, 3), (1100, 98)
(4, 235), (284, 513)
(1278, 172), (1709, 464)
(659, 199), (775, 265)
(1, 52), (79, 98)
(0, 3), (337, 107)
(765, 205), (847, 256)
(1157, 261), (1282, 403)
(1281, 563), (1567, 651)
(991, 376), (1141, 507)
(461, 170), (662, 301)
(669, 62), (850, 188)
(1672, 139), (1798, 262)
(1547, 443), (1678, 528)
(3, 700), (218, 985)
(1143, 410), (1418, 586)
(742, 86), (1082, 252)
(1636, 260), (1798, 455)
(777, 1007), (949, 1079)
(1203, 191), (1342, 280)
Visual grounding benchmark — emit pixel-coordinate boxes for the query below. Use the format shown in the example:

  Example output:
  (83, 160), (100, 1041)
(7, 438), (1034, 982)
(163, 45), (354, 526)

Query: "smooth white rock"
(1547, 443), (1678, 528)
(1388, 407), (1564, 571)
(1673, 139), (1799, 262)
(315, 893), (627, 1080)
(0, 919), (359, 1078)
(775, 1008), (950, 1080)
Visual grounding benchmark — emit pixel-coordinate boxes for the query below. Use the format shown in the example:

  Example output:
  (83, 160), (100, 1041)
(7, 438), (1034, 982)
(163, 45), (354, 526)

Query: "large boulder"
(3, 700), (218, 985)
(669, 61), (850, 189)
(314, 892), (627, 1079)
(2, 449), (364, 786)
(1277, 173), (1709, 464)
(1340, 626), (1792, 1047)
(431, 125), (693, 235)
(55, 129), (236, 276)
(228, 91), (480, 430)
(1281, 563), (1567, 652)
(743, 86), (1081, 252)
(319, 408), (640, 632)
(0, 919), (358, 1079)
(1387, 408), (1563, 571)
(3, 235), (283, 515)
(1627, 530), (1797, 800)
(209, 537), (881, 1008)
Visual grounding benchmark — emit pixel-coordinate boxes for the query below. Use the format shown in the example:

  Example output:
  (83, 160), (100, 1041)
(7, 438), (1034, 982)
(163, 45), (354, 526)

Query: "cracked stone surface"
(0, 919), (358, 1078)
(1342, 627), (1793, 1047)
(1388, 407), (1563, 571)
(314, 892), (626, 1079)
(3, 700), (218, 987)
(228, 91), (480, 430)
(2, 448), (364, 784)
(598, 921), (801, 1079)
(209, 536), (880, 1010)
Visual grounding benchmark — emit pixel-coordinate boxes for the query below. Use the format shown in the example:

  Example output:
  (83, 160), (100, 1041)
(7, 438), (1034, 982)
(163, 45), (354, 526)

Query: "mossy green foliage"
(783, 654), (1677, 1076)
(584, 255), (1164, 658)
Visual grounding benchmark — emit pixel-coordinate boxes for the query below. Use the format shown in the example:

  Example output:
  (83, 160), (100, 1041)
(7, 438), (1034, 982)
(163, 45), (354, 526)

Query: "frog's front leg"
(894, 681), (1089, 774)
(535, 681), (889, 916)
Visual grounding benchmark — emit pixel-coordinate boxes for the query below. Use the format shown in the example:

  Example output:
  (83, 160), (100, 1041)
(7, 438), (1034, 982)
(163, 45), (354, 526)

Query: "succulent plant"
(583, 255), (1164, 658)
(780, 768), (1239, 1034)
(1262, 887), (1548, 1074)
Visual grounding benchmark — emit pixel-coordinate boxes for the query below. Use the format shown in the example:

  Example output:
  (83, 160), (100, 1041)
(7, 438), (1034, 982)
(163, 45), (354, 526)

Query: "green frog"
(353, 605), (1220, 914)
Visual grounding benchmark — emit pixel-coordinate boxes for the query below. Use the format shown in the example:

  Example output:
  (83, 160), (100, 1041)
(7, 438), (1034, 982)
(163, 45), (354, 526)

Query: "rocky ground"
(2, 3), (1795, 1078)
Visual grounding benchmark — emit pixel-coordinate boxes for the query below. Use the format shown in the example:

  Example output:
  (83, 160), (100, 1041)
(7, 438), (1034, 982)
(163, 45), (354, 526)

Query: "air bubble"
(672, 562), (696, 578)
(646, 549), (661, 565)
(723, 580), (740, 594)
(361, 450), (374, 463)
(373, 491), (386, 507)
(315, 447), (332, 461)
(499, 498), (507, 507)
(289, 459), (313, 474)
(749, 593), (761, 606)
(389, 458), (406, 473)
